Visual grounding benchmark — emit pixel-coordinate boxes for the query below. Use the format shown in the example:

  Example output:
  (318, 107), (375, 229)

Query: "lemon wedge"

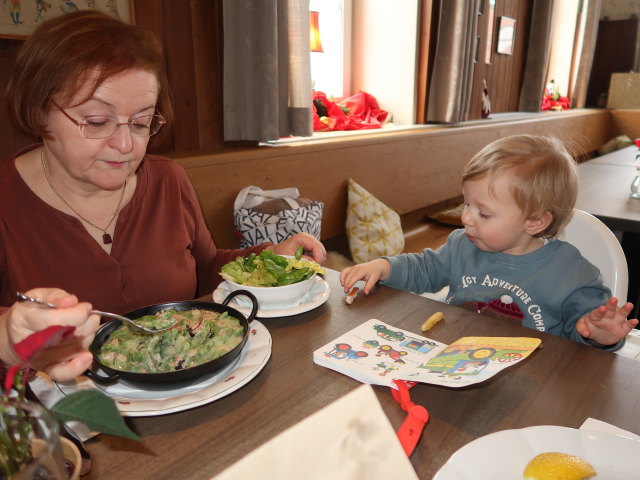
(523, 452), (596, 480)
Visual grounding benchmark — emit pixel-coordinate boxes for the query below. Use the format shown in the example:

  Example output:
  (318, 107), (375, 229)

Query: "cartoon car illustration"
(496, 352), (524, 362)
(467, 347), (497, 360)
(374, 344), (408, 363)
(439, 359), (490, 378)
(372, 324), (405, 342)
(401, 337), (440, 354)
(363, 339), (381, 349)
(420, 343), (526, 375)
(373, 362), (398, 377)
(324, 343), (368, 360)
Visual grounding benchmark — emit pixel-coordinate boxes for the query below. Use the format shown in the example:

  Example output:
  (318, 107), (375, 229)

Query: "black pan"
(85, 290), (258, 386)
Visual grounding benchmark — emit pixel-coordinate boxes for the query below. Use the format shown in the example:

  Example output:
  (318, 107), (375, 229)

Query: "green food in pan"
(97, 309), (244, 373)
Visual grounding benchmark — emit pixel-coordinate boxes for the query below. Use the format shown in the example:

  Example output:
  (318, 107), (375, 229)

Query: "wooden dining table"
(576, 153), (640, 234)
(82, 271), (640, 479)
(587, 144), (637, 167)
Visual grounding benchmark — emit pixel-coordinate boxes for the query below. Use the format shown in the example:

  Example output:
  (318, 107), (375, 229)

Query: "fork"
(16, 292), (175, 334)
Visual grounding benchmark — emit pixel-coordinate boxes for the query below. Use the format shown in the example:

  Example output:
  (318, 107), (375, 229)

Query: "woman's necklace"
(41, 149), (127, 245)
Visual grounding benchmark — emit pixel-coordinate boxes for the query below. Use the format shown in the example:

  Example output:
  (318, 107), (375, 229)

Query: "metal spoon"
(16, 292), (175, 334)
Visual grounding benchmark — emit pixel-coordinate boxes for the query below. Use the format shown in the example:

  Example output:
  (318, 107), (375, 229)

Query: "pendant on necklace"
(102, 233), (113, 245)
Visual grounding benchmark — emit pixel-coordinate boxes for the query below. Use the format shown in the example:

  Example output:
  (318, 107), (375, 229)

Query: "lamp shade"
(310, 11), (323, 53)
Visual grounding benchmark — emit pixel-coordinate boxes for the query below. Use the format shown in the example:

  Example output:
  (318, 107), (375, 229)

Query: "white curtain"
(426, 0), (480, 123)
(222, 0), (313, 142)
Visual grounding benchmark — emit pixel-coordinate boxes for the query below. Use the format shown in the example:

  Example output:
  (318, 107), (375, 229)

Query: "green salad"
(221, 248), (325, 287)
(98, 309), (244, 373)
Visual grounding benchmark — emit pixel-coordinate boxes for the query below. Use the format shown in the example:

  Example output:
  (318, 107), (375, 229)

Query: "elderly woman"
(0, 11), (325, 381)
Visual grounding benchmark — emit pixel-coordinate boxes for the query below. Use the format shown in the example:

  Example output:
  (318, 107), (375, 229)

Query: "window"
(305, 0), (592, 134)
(310, 0), (419, 126)
(309, 0), (350, 98)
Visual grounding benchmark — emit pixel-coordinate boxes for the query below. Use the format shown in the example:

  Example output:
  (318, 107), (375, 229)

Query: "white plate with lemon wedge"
(433, 425), (640, 479)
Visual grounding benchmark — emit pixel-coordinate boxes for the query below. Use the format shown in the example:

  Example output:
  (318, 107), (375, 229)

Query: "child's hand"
(576, 297), (639, 346)
(340, 259), (391, 295)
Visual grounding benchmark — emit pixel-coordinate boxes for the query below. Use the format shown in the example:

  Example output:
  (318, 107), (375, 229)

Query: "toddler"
(340, 135), (638, 350)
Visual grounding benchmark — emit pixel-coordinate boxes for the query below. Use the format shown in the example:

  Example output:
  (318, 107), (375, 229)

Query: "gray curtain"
(426, 0), (481, 123)
(518, 0), (554, 112)
(222, 0), (313, 142)
(570, 0), (601, 108)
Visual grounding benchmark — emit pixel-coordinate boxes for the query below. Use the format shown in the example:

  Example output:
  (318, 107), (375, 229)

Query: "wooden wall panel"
(133, 0), (173, 154)
(608, 110), (640, 140)
(190, 0), (224, 150)
(0, 39), (37, 160)
(158, 2), (199, 151)
(133, 0), (223, 155)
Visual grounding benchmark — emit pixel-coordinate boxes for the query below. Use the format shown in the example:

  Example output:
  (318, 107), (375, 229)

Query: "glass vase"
(632, 152), (640, 200)
(632, 173), (640, 199)
(0, 400), (68, 480)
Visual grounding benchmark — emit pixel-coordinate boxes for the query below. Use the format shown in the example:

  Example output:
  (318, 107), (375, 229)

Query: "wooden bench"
(171, 109), (636, 257)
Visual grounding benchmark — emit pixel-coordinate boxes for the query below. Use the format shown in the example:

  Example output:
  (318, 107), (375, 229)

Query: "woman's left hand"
(271, 233), (327, 264)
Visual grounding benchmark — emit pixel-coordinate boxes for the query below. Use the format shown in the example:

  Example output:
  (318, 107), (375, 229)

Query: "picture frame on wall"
(0, 0), (134, 39)
(496, 16), (516, 55)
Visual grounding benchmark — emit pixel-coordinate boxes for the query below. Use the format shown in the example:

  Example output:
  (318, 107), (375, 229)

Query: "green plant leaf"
(52, 390), (140, 441)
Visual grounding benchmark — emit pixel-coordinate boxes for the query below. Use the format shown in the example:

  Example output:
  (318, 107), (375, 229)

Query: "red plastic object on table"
(391, 379), (429, 456)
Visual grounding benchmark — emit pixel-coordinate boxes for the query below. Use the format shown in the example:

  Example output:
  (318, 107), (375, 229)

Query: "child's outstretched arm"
(340, 258), (391, 295)
(575, 297), (639, 346)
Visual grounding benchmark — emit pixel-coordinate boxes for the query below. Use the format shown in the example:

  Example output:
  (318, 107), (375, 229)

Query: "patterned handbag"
(233, 186), (324, 248)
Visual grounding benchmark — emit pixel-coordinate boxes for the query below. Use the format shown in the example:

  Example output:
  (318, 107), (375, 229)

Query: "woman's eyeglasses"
(51, 100), (166, 139)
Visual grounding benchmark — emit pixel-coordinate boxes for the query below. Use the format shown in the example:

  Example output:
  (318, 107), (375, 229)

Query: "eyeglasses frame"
(50, 99), (166, 139)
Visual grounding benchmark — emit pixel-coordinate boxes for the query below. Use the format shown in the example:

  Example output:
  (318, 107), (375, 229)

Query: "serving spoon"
(15, 292), (175, 334)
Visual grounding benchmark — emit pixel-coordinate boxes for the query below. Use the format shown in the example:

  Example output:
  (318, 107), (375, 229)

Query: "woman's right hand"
(0, 288), (100, 381)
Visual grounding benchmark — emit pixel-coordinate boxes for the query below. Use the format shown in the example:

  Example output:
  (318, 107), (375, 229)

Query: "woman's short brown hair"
(462, 134), (578, 238)
(6, 10), (173, 138)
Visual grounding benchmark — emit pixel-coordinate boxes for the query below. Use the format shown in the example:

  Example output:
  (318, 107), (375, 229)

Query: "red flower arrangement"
(541, 80), (570, 111)
(312, 90), (391, 132)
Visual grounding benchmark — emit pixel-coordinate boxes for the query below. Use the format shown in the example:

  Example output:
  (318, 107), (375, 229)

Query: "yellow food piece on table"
(523, 452), (596, 480)
(421, 312), (444, 332)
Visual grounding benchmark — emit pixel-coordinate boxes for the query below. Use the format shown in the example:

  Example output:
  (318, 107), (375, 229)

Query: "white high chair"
(559, 209), (640, 359)
(558, 209), (628, 303)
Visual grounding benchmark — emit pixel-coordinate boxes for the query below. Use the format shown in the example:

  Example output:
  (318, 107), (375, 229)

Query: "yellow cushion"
(346, 179), (404, 263)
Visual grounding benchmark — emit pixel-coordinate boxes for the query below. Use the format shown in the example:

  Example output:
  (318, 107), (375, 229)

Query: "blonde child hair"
(462, 134), (578, 238)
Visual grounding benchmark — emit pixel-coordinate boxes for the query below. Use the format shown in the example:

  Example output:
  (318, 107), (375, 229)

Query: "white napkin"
(30, 373), (96, 441)
(211, 384), (419, 480)
(579, 417), (640, 440)
(615, 329), (640, 360)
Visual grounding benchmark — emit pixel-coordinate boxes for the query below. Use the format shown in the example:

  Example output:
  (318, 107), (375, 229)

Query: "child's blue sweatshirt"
(382, 229), (622, 350)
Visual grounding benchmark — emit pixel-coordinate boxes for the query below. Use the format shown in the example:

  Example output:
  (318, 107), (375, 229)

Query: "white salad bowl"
(224, 273), (318, 310)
